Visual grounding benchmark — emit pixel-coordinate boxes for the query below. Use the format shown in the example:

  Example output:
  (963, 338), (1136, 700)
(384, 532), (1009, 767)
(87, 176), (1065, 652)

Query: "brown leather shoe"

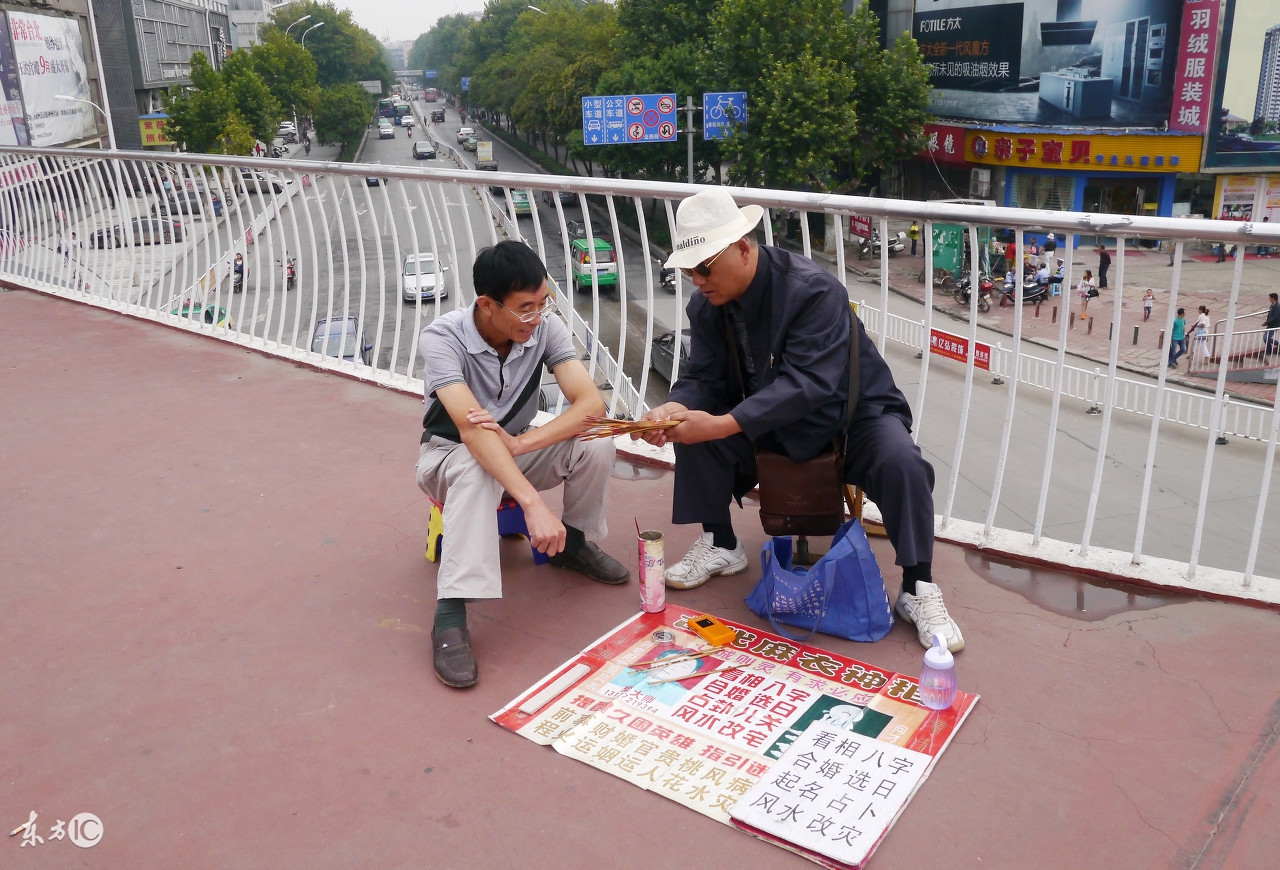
(432, 626), (477, 688)
(549, 541), (629, 585)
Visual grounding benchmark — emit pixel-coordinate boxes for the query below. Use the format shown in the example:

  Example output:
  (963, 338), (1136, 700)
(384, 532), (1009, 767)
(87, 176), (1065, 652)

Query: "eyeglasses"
(495, 297), (557, 324)
(680, 243), (732, 278)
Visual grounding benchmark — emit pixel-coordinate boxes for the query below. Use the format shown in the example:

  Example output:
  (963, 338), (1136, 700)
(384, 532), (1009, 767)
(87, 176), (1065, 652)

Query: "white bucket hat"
(665, 188), (764, 269)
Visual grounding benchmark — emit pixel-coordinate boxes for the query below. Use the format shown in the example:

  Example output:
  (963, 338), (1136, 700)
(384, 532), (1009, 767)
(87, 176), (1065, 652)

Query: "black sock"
(703, 522), (737, 551)
(563, 524), (587, 557)
(434, 598), (467, 632)
(901, 562), (933, 596)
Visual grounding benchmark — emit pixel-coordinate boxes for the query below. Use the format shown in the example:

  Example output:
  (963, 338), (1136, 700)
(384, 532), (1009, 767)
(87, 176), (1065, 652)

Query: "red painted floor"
(2, 288), (1278, 869)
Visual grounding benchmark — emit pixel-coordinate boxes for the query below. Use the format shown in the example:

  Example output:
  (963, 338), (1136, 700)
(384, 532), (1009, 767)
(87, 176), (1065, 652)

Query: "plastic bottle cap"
(924, 632), (954, 668)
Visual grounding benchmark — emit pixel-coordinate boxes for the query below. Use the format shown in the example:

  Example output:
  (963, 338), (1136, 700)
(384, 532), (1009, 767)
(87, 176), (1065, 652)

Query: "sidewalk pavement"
(844, 229), (1277, 406)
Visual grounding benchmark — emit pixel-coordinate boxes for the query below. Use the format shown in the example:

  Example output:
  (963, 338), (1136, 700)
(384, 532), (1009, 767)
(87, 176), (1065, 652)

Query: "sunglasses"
(495, 297), (557, 324)
(680, 243), (732, 278)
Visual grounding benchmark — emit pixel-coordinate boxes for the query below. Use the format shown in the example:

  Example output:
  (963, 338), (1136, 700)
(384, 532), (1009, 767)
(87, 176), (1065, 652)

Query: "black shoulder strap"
(421, 361), (546, 444)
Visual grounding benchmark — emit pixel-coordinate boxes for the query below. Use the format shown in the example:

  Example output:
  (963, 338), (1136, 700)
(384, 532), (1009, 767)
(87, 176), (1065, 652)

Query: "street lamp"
(527, 5), (546, 12)
(54, 94), (116, 151)
(300, 20), (324, 46)
(284, 14), (311, 36)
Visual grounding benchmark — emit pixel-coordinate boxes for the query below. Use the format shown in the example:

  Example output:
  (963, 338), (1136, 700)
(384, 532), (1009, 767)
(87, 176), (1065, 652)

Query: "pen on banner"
(9, 821), (30, 836)
(647, 664), (745, 686)
(626, 648), (719, 671)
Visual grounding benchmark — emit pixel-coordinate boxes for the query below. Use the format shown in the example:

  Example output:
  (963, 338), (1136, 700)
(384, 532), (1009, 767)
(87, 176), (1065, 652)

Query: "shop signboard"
(965, 129), (1202, 173)
(138, 114), (172, 147)
(913, 0), (1185, 128)
(8, 11), (98, 147)
(0, 12), (28, 146)
(1203, 0), (1280, 170)
(1168, 0), (1223, 133)
(920, 122), (969, 165)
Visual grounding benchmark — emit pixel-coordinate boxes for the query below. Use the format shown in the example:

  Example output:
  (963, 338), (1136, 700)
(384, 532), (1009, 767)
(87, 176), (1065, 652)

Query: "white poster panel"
(0, 12), (30, 145)
(8, 11), (98, 146)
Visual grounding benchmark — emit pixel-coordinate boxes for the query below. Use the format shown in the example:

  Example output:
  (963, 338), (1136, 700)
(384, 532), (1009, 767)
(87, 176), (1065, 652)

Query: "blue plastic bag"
(744, 519), (893, 643)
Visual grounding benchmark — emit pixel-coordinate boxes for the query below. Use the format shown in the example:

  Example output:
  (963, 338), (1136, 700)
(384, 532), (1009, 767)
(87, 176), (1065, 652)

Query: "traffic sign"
(582, 93), (677, 146)
(424, 69), (437, 79)
(461, 76), (470, 91)
(703, 91), (747, 140)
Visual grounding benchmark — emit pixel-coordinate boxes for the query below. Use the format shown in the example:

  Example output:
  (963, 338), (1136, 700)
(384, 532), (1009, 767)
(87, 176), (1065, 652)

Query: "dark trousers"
(1169, 338), (1187, 366)
(671, 412), (935, 567)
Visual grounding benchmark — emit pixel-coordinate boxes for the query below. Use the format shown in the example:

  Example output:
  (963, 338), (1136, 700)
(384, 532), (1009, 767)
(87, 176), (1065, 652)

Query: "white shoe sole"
(664, 558), (748, 590)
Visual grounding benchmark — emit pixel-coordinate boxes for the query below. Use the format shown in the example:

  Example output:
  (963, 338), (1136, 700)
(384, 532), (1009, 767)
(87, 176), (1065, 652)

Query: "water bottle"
(918, 633), (957, 711)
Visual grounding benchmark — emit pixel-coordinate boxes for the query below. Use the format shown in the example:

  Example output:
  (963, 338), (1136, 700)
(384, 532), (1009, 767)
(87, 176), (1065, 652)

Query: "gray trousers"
(415, 435), (614, 599)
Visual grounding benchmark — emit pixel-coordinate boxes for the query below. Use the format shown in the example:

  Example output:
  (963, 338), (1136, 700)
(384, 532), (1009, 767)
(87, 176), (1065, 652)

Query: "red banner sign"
(848, 215), (872, 239)
(930, 328), (991, 371)
(920, 122), (969, 166)
(1169, 0), (1222, 133)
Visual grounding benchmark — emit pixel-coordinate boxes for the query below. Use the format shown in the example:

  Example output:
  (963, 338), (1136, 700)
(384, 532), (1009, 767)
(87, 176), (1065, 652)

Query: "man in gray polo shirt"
(416, 241), (627, 688)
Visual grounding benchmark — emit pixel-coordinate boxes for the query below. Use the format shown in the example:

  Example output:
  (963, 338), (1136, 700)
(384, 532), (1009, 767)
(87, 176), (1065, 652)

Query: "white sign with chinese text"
(8, 12), (97, 147)
(731, 725), (930, 867)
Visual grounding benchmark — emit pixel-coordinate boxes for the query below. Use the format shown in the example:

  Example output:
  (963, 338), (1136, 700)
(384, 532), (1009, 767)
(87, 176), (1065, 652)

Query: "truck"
(475, 141), (498, 171)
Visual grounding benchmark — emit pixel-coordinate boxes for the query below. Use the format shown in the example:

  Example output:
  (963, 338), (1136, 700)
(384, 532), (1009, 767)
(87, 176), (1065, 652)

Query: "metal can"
(638, 530), (666, 613)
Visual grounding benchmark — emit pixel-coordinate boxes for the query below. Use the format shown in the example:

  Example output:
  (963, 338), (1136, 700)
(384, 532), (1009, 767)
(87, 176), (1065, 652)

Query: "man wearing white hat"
(635, 188), (964, 652)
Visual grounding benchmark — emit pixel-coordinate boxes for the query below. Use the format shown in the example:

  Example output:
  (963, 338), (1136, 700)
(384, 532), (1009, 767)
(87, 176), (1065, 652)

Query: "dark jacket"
(667, 245), (912, 462)
(1265, 301), (1280, 329)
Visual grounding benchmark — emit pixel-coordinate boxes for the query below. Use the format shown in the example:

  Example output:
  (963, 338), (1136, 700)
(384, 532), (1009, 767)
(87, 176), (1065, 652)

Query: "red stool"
(425, 495), (549, 565)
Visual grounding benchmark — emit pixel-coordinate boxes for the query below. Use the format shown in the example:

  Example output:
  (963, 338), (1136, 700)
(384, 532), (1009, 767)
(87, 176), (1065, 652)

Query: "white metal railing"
(1, 145), (1277, 600)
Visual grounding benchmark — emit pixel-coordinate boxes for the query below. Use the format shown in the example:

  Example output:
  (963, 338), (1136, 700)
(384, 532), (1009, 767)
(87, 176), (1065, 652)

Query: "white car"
(456, 126), (475, 143)
(401, 252), (448, 302)
(401, 115), (415, 128)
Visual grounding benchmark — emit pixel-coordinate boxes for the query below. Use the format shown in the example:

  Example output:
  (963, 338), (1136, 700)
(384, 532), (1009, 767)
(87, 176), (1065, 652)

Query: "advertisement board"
(0, 12), (28, 145)
(8, 12), (98, 147)
(965, 128), (1202, 172)
(913, 0), (1184, 128)
(1203, 0), (1280, 170)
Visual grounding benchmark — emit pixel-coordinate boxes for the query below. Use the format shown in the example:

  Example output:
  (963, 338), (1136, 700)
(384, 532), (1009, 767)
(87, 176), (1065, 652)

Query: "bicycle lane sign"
(582, 93), (677, 145)
(703, 92), (747, 140)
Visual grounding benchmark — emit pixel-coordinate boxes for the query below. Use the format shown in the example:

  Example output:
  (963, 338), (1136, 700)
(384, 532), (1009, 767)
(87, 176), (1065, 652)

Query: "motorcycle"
(952, 273), (993, 313)
(999, 271), (1051, 306)
(659, 266), (675, 292)
(232, 259), (245, 293)
(277, 256), (297, 290)
(856, 229), (907, 260)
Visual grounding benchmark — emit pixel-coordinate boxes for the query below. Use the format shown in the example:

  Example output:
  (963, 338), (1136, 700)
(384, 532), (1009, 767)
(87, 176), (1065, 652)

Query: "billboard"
(0, 13), (28, 145)
(8, 11), (98, 147)
(913, 0), (1185, 128)
(1203, 0), (1280, 170)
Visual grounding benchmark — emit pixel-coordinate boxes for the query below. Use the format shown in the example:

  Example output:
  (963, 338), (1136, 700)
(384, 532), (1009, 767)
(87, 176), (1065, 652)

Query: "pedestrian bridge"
(2, 146), (1278, 867)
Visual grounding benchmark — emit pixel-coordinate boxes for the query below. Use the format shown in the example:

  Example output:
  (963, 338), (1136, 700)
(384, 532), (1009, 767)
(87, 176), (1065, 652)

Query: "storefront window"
(1082, 177), (1160, 216)
(1009, 173), (1074, 211)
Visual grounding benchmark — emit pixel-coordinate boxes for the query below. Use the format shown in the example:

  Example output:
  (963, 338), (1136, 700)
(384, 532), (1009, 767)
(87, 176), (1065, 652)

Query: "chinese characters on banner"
(1169, 0), (1222, 133)
(920, 123), (968, 166)
(930, 328), (992, 371)
(912, 4), (1023, 92)
(492, 608), (978, 868)
(138, 115), (173, 147)
(7, 11), (97, 147)
(966, 130), (1202, 173)
(0, 12), (28, 145)
(1217, 175), (1258, 220)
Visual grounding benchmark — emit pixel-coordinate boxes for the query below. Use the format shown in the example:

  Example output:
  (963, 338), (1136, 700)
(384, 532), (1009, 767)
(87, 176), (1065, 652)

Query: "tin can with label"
(638, 530), (666, 613)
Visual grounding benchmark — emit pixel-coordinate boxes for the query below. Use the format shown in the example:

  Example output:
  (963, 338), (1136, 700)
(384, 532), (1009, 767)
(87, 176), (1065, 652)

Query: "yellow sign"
(965, 130), (1201, 174)
(139, 116), (172, 147)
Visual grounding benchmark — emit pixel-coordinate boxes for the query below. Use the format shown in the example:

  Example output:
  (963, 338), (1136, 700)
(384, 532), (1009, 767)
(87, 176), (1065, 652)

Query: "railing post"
(1087, 367), (1102, 414)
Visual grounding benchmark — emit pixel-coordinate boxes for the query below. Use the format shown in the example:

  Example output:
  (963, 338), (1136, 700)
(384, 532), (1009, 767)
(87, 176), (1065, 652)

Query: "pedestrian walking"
(1096, 245), (1111, 289)
(1264, 292), (1279, 355)
(1042, 232), (1057, 267)
(1076, 270), (1095, 319)
(908, 221), (920, 257)
(1168, 308), (1187, 368)
(1142, 289), (1155, 322)
(1192, 306), (1211, 364)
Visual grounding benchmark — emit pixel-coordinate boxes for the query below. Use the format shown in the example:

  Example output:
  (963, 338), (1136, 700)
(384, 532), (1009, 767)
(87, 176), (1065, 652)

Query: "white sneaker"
(895, 581), (965, 652)
(664, 532), (748, 590)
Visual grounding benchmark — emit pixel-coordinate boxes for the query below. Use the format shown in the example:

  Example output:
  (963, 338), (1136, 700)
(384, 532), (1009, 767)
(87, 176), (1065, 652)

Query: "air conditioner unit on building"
(970, 168), (991, 198)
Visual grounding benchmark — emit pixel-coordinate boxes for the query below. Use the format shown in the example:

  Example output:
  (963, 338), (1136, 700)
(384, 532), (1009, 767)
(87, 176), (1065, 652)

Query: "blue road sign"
(461, 76), (470, 91)
(703, 92), (747, 140)
(424, 69), (437, 79)
(582, 93), (677, 146)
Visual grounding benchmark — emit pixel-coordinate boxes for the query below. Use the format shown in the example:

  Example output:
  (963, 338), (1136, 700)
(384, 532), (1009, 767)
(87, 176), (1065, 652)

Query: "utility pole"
(684, 95), (695, 184)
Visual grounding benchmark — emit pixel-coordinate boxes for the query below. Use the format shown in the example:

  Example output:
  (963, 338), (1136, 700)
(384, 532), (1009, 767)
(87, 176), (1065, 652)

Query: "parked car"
(152, 190), (220, 217)
(311, 317), (372, 365)
(378, 123), (395, 140)
(411, 140), (437, 159)
(234, 168), (285, 194)
(570, 237), (619, 290)
(541, 189), (576, 208)
(509, 189), (532, 216)
(95, 217), (185, 247)
(171, 300), (232, 327)
(462, 136), (478, 152)
(649, 329), (691, 382)
(430, 108), (446, 123)
(401, 252), (449, 302)
(456, 126), (475, 143)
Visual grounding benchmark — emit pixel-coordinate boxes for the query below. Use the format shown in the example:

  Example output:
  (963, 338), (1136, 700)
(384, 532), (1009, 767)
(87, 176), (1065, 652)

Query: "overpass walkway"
(3, 288), (1279, 868)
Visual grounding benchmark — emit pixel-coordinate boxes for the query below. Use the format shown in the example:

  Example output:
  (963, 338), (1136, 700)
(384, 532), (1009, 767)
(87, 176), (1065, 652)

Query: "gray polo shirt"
(419, 303), (576, 440)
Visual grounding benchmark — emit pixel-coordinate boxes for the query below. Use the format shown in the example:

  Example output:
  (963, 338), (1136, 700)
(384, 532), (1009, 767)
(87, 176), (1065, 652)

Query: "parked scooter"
(277, 256), (297, 290)
(999, 270), (1051, 306)
(953, 273), (993, 313)
(856, 229), (907, 260)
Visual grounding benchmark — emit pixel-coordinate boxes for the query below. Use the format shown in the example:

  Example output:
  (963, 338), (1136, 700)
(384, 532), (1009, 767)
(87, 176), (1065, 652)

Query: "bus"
(424, 87), (438, 102)
(377, 98), (394, 120)
(394, 102), (412, 124)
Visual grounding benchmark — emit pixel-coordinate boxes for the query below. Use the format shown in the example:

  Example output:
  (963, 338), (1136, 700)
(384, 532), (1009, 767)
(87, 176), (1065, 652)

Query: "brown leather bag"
(727, 306), (860, 538)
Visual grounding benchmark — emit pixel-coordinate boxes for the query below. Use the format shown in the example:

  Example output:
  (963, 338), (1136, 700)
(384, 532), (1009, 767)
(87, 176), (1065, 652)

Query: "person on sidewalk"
(1076, 270), (1095, 319)
(1143, 289), (1156, 322)
(1097, 245), (1110, 289)
(908, 221), (920, 257)
(1264, 292), (1279, 355)
(1042, 232), (1057, 268)
(1168, 308), (1187, 368)
(416, 241), (629, 688)
(635, 188), (963, 653)
(1192, 306), (1211, 364)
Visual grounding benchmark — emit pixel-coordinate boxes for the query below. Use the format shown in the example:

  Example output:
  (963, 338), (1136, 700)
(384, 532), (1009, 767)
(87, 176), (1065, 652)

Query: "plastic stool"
(425, 495), (549, 565)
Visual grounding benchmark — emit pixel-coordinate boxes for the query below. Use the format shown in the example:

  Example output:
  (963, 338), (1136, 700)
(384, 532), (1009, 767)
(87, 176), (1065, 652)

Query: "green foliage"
(161, 52), (275, 156)
(219, 113), (257, 156)
(409, 14), (472, 93)
(268, 1), (392, 91)
(249, 31), (320, 121)
(221, 51), (283, 145)
(315, 82), (374, 159)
